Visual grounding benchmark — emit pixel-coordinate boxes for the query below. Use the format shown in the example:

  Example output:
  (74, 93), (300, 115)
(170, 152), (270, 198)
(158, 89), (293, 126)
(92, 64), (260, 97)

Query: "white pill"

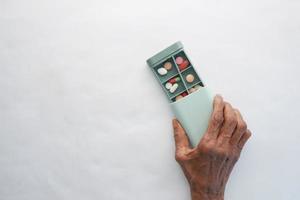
(170, 83), (178, 93)
(194, 85), (202, 90)
(189, 88), (196, 93)
(165, 82), (172, 89)
(157, 68), (167, 75)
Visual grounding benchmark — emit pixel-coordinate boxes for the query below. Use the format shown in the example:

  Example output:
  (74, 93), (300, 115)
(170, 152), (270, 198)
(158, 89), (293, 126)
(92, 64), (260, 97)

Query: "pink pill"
(175, 57), (184, 65)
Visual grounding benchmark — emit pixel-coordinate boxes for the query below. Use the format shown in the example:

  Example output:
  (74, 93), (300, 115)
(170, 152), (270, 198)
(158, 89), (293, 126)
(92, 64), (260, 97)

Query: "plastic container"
(147, 41), (213, 147)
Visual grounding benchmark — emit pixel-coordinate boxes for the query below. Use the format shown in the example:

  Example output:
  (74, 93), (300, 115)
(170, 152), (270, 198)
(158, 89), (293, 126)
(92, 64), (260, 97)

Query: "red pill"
(179, 66), (184, 71)
(168, 77), (180, 84)
(182, 92), (188, 97)
(179, 60), (189, 71)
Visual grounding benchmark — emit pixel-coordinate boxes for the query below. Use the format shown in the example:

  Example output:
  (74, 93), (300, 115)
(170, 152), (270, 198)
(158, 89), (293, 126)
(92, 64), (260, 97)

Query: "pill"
(182, 92), (188, 97)
(157, 67), (167, 75)
(189, 88), (196, 93)
(179, 60), (189, 71)
(175, 57), (184, 65)
(170, 83), (178, 93)
(164, 62), (173, 71)
(186, 74), (195, 83)
(194, 85), (201, 90)
(179, 65), (186, 71)
(165, 82), (172, 89)
(175, 95), (183, 101)
(168, 77), (180, 84)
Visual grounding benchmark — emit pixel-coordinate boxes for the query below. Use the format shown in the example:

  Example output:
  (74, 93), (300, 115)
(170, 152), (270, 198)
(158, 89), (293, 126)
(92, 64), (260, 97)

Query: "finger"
(238, 129), (252, 149)
(205, 95), (225, 139)
(230, 109), (247, 145)
(172, 119), (190, 151)
(218, 103), (237, 141)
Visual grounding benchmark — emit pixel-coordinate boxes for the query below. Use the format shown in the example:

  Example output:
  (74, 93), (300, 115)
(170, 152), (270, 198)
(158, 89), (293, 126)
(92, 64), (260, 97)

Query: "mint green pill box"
(147, 41), (214, 147)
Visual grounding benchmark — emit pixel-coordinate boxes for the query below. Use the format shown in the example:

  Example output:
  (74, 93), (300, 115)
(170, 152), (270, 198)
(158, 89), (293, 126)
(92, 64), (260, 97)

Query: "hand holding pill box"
(147, 42), (214, 147)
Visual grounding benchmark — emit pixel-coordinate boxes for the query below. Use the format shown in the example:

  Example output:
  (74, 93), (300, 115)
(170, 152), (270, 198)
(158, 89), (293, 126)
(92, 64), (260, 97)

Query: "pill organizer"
(147, 41), (214, 147)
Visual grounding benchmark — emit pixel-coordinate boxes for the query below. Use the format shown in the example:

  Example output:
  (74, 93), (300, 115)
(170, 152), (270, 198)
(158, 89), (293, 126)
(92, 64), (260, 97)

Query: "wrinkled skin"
(172, 95), (251, 200)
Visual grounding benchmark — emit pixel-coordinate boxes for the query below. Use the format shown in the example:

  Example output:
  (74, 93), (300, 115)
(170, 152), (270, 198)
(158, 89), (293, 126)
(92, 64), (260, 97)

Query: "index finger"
(204, 95), (225, 139)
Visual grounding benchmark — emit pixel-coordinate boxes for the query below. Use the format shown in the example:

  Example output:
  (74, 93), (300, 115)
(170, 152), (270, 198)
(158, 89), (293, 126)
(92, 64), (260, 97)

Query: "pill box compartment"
(148, 43), (204, 102)
(171, 90), (188, 102)
(181, 67), (202, 89)
(174, 51), (188, 63)
(174, 51), (191, 72)
(167, 79), (186, 99)
(153, 58), (179, 83)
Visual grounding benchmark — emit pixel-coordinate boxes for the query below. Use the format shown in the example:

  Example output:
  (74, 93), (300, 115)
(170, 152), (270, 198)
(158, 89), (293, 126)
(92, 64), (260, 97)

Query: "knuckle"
(173, 130), (183, 139)
(173, 131), (179, 138)
(238, 132), (251, 149)
(212, 112), (224, 125)
(226, 115), (237, 128)
(175, 154), (181, 162)
(243, 130), (251, 139)
(237, 121), (247, 132)
(175, 153), (185, 162)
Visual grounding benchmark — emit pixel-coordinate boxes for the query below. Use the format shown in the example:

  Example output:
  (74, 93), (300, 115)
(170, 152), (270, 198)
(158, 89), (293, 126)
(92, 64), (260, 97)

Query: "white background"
(1, 0), (300, 199)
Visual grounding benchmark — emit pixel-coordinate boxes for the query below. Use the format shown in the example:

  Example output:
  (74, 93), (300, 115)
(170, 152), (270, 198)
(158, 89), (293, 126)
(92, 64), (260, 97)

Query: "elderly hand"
(172, 95), (251, 200)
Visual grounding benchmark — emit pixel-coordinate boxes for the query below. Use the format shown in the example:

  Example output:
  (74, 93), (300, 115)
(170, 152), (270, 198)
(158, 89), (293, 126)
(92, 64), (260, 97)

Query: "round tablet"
(175, 57), (184, 65)
(165, 82), (172, 90)
(186, 74), (195, 83)
(163, 62), (173, 71)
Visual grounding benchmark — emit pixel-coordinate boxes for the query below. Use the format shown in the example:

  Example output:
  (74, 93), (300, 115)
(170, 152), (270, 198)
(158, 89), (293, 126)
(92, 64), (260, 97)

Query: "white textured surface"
(1, 0), (300, 199)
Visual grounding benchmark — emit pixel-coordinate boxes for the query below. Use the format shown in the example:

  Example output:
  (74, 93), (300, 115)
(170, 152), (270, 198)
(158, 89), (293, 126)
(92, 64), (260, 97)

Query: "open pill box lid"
(146, 41), (214, 147)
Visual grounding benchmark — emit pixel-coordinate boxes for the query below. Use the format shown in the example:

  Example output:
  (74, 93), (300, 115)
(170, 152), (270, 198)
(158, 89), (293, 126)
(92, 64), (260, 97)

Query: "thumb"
(172, 119), (190, 151)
